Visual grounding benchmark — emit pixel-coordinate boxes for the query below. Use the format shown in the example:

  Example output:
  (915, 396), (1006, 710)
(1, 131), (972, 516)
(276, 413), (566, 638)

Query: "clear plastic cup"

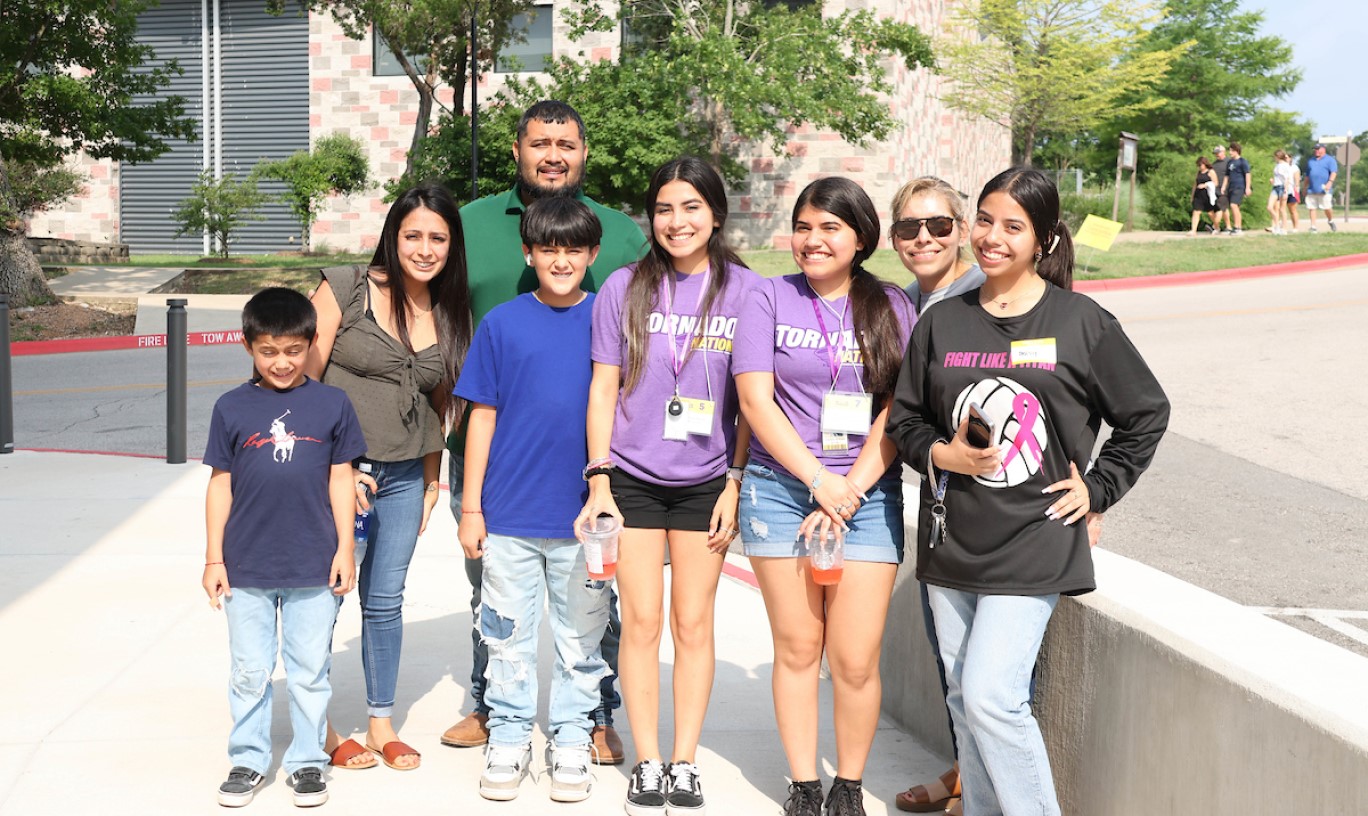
(808, 528), (845, 585)
(580, 515), (622, 580)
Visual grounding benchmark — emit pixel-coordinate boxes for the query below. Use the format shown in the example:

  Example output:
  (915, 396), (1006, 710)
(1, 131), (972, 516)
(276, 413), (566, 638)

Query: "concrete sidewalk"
(0, 450), (943, 816)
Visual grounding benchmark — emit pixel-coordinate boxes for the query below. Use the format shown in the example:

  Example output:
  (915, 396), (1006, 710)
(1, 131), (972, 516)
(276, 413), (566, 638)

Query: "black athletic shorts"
(1228, 187), (1246, 205)
(1216, 193), (1230, 211)
(609, 469), (726, 531)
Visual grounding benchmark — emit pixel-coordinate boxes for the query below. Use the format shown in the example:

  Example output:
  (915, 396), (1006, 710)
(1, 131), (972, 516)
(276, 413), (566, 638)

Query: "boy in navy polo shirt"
(203, 288), (366, 808)
(455, 197), (610, 803)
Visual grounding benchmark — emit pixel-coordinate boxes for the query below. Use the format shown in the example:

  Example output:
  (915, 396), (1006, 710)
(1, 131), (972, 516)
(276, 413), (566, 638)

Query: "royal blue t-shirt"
(204, 378), (367, 588)
(455, 292), (594, 538)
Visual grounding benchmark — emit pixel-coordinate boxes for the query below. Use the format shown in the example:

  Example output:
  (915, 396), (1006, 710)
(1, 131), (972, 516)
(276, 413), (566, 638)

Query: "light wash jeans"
(479, 532), (611, 748)
(224, 586), (335, 775)
(927, 586), (1061, 816)
(357, 456), (424, 717)
(449, 453), (621, 723)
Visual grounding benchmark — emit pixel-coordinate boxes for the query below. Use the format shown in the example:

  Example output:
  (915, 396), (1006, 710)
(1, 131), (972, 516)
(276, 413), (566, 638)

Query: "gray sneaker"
(480, 743), (531, 801)
(287, 767), (328, 808)
(548, 741), (593, 802)
(1329, 220), (1338, 232)
(217, 766), (264, 808)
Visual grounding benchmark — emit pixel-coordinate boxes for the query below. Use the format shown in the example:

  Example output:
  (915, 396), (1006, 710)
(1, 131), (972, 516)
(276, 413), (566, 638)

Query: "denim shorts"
(738, 462), (903, 563)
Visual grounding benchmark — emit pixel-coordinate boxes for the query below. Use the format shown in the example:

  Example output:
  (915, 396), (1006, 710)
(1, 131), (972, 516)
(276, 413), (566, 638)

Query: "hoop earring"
(1033, 250), (1043, 264)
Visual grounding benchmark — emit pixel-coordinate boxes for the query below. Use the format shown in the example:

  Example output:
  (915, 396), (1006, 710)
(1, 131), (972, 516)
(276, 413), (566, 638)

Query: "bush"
(1058, 190), (1118, 233)
(255, 133), (370, 251)
(6, 160), (87, 219)
(1142, 151), (1201, 231)
(172, 171), (267, 258)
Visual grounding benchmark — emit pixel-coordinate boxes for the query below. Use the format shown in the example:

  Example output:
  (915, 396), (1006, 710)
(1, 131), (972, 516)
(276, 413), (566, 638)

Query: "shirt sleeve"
(591, 267), (629, 366)
(887, 314), (944, 476)
(454, 317), (501, 408)
(887, 284), (918, 347)
(731, 279), (778, 375)
(203, 398), (236, 471)
(332, 392), (368, 464)
(1081, 319), (1171, 514)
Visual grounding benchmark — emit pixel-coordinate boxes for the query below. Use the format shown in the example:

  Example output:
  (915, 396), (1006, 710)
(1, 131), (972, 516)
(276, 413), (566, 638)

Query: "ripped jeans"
(479, 533), (611, 749)
(224, 586), (336, 775)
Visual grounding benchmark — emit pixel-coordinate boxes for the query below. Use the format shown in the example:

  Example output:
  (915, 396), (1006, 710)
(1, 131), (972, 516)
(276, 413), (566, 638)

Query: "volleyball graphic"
(953, 377), (1049, 489)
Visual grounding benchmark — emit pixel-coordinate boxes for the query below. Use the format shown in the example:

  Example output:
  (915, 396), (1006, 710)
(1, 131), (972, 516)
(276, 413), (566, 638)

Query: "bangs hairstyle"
(243, 287), (316, 343)
(621, 156), (746, 394)
(370, 183), (473, 425)
(517, 99), (585, 142)
(520, 196), (602, 249)
(977, 167), (1076, 291)
(793, 177), (910, 400)
(889, 176), (971, 263)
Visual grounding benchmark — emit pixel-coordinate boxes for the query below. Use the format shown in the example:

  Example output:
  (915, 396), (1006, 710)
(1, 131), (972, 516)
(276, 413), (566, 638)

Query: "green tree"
(255, 133), (371, 251)
(172, 171), (268, 258)
(562, 0), (934, 169)
(6, 161), (87, 219)
(937, 0), (1186, 166)
(0, 0), (194, 305)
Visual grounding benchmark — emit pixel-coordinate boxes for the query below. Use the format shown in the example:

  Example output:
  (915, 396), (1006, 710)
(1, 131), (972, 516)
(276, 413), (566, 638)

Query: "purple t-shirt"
(733, 273), (916, 477)
(591, 262), (760, 486)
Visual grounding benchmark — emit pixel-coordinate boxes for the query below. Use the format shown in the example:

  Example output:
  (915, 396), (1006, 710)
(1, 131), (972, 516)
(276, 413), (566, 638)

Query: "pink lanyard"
(663, 268), (710, 386)
(806, 280), (848, 384)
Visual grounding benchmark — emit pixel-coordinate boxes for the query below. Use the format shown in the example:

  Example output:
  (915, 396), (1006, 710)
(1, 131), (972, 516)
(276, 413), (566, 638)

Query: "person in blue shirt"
(1305, 143), (1340, 232)
(1221, 142), (1252, 234)
(455, 196), (611, 804)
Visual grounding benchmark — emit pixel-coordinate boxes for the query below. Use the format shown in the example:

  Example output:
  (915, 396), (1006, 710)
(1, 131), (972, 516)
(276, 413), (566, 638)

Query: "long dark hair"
(622, 156), (747, 394)
(370, 183), (473, 424)
(977, 167), (1075, 291)
(793, 177), (909, 400)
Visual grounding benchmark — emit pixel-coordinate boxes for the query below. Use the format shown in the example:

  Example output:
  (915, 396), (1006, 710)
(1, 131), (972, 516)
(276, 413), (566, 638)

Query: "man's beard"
(516, 171), (583, 202)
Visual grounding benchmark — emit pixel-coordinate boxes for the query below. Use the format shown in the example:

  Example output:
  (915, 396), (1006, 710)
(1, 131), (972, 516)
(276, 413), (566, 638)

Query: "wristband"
(205, 561), (224, 566)
(461, 509), (483, 515)
(725, 466), (745, 483)
(583, 465), (614, 480)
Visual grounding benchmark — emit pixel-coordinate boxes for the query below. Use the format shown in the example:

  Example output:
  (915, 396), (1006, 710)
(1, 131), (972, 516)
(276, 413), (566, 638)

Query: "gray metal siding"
(122, 0), (308, 255)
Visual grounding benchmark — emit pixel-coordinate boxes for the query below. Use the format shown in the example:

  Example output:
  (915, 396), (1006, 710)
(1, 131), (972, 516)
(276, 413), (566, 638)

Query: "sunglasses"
(891, 216), (956, 240)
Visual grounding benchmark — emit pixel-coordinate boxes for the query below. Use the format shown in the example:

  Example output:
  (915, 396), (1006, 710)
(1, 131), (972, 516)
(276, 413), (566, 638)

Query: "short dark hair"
(242, 287), (316, 343)
(1228, 141), (1242, 154)
(516, 100), (586, 142)
(520, 196), (602, 249)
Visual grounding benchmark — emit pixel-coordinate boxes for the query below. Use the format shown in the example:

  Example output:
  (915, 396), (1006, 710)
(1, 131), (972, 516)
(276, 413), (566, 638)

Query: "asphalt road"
(10, 263), (1368, 655)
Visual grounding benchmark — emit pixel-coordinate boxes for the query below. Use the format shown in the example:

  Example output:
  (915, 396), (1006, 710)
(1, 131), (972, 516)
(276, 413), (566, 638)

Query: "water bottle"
(354, 462), (373, 555)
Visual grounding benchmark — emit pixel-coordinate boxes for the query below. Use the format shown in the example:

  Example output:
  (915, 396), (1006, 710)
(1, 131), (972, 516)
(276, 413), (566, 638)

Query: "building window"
(374, 30), (423, 77)
(496, 5), (553, 73)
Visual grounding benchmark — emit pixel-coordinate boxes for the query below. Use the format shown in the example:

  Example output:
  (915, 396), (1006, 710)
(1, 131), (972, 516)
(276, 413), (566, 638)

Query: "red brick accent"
(310, 114), (322, 127)
(842, 157), (864, 173)
(752, 158), (775, 173)
(786, 142), (808, 158)
(372, 127), (390, 141)
(380, 90), (399, 105)
(309, 43), (322, 56)
(772, 234), (791, 249)
(399, 110), (417, 125)
(342, 211), (361, 220)
(774, 180), (795, 195)
(352, 55), (372, 70)
(591, 46), (611, 61)
(314, 220), (332, 234)
(738, 196), (753, 212)
(312, 78), (332, 91)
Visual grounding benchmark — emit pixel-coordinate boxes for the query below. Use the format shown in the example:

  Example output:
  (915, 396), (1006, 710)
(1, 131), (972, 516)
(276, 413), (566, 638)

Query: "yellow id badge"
(821, 391), (873, 436)
(1010, 337), (1057, 367)
(822, 432), (848, 452)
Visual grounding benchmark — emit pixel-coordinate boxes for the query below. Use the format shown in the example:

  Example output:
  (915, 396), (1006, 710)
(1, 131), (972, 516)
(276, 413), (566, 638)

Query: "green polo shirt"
(449, 187), (647, 453)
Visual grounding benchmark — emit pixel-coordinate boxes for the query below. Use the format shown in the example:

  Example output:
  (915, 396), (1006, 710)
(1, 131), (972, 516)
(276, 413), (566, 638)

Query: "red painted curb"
(722, 560), (760, 590)
(11, 329), (245, 356)
(15, 447), (196, 460)
(1074, 252), (1368, 292)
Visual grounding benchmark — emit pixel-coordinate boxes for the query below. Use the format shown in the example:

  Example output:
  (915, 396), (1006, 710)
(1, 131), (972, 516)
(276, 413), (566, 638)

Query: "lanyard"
(806, 280), (849, 385)
(663, 268), (711, 390)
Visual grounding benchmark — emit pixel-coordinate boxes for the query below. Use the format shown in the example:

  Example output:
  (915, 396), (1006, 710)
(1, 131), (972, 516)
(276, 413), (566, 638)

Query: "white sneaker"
(480, 743), (531, 801)
(548, 741), (593, 802)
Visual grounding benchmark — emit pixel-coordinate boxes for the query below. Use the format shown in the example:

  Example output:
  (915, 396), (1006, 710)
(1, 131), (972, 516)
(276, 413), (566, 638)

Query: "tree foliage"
(255, 133), (371, 250)
(937, 0), (1187, 166)
(0, 0), (195, 304)
(3, 160), (86, 219)
(172, 171), (268, 258)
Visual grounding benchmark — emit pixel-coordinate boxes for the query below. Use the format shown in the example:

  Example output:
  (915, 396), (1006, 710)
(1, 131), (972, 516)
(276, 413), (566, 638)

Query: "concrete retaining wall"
(881, 545), (1368, 814)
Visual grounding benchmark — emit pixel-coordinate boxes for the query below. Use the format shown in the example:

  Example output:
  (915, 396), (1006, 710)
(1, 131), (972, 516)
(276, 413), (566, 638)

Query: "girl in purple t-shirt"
(575, 157), (758, 814)
(733, 177), (915, 815)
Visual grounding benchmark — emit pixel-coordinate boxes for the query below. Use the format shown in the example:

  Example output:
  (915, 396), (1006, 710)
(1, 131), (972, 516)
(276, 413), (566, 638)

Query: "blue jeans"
(357, 456), (425, 717)
(224, 586), (335, 775)
(927, 586), (1061, 816)
(479, 533), (611, 748)
(449, 453), (621, 723)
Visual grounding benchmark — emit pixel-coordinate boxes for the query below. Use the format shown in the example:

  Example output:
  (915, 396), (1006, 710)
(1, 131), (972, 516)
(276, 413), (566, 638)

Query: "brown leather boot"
(439, 711), (489, 747)
(589, 724), (624, 765)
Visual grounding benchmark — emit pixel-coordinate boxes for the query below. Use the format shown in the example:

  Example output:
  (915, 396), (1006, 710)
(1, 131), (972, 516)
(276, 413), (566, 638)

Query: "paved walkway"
(0, 450), (943, 816)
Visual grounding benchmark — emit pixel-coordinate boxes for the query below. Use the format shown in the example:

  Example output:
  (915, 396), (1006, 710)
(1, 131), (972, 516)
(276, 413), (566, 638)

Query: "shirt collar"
(499, 186), (592, 215)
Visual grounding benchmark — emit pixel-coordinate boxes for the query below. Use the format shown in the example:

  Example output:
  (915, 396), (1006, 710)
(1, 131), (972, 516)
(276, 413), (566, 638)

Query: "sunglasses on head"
(891, 216), (956, 240)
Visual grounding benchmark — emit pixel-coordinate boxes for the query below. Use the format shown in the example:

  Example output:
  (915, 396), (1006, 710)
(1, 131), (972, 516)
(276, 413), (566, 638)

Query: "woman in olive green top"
(308, 184), (473, 770)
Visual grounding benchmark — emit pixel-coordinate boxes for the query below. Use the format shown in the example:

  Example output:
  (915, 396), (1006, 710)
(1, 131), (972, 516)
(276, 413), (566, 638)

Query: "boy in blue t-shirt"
(203, 288), (366, 808)
(455, 197), (610, 803)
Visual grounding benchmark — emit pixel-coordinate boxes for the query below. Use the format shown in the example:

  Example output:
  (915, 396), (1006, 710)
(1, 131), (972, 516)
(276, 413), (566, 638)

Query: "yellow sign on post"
(1074, 215), (1124, 251)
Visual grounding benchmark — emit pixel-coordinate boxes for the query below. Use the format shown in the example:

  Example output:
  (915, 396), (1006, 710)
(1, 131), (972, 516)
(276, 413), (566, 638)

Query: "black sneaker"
(625, 759), (667, 815)
(822, 777), (865, 816)
(665, 761), (705, 814)
(782, 780), (823, 816)
(287, 767), (328, 808)
(217, 766), (264, 808)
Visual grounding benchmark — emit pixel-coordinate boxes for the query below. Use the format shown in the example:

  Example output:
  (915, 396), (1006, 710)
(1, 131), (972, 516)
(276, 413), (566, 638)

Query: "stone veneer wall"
(28, 1), (1007, 254)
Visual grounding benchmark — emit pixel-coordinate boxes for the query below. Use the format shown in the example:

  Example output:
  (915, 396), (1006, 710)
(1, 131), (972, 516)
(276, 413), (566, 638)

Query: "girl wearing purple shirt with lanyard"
(734, 177), (916, 816)
(576, 157), (759, 816)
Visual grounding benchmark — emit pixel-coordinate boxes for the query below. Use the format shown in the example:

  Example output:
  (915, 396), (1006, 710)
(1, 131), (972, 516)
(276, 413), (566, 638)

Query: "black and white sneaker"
(287, 767), (328, 808)
(624, 759), (667, 815)
(665, 761), (705, 814)
(217, 766), (264, 807)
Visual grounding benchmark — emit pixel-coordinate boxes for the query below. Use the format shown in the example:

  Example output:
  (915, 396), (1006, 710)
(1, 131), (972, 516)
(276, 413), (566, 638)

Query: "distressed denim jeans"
(224, 586), (336, 775)
(479, 532), (611, 748)
(927, 586), (1061, 816)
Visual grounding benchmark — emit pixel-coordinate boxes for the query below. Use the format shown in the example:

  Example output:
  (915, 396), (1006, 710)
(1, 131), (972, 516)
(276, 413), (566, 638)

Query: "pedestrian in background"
(1305, 142), (1339, 232)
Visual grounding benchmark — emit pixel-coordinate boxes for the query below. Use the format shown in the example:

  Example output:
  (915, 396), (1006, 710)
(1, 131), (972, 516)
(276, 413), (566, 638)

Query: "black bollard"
(167, 298), (187, 464)
(0, 294), (12, 454)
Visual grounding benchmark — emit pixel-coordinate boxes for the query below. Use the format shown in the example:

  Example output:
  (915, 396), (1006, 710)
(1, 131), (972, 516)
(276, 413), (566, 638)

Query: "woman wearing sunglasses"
(891, 177), (984, 318)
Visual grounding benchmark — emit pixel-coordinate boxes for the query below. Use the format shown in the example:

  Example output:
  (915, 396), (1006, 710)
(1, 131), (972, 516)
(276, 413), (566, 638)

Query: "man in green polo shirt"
(442, 100), (645, 764)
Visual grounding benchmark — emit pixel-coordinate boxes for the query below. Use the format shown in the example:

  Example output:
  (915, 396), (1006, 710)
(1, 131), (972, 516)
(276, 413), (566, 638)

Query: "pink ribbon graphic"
(1000, 391), (1045, 473)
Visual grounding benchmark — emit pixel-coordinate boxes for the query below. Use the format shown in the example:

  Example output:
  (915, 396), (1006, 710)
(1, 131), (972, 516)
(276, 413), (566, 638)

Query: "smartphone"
(965, 402), (995, 449)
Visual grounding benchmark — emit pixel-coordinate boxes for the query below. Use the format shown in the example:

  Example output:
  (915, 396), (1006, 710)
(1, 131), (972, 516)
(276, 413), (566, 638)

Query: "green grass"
(121, 253), (370, 269)
(739, 248), (911, 288)
(176, 266), (325, 295)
